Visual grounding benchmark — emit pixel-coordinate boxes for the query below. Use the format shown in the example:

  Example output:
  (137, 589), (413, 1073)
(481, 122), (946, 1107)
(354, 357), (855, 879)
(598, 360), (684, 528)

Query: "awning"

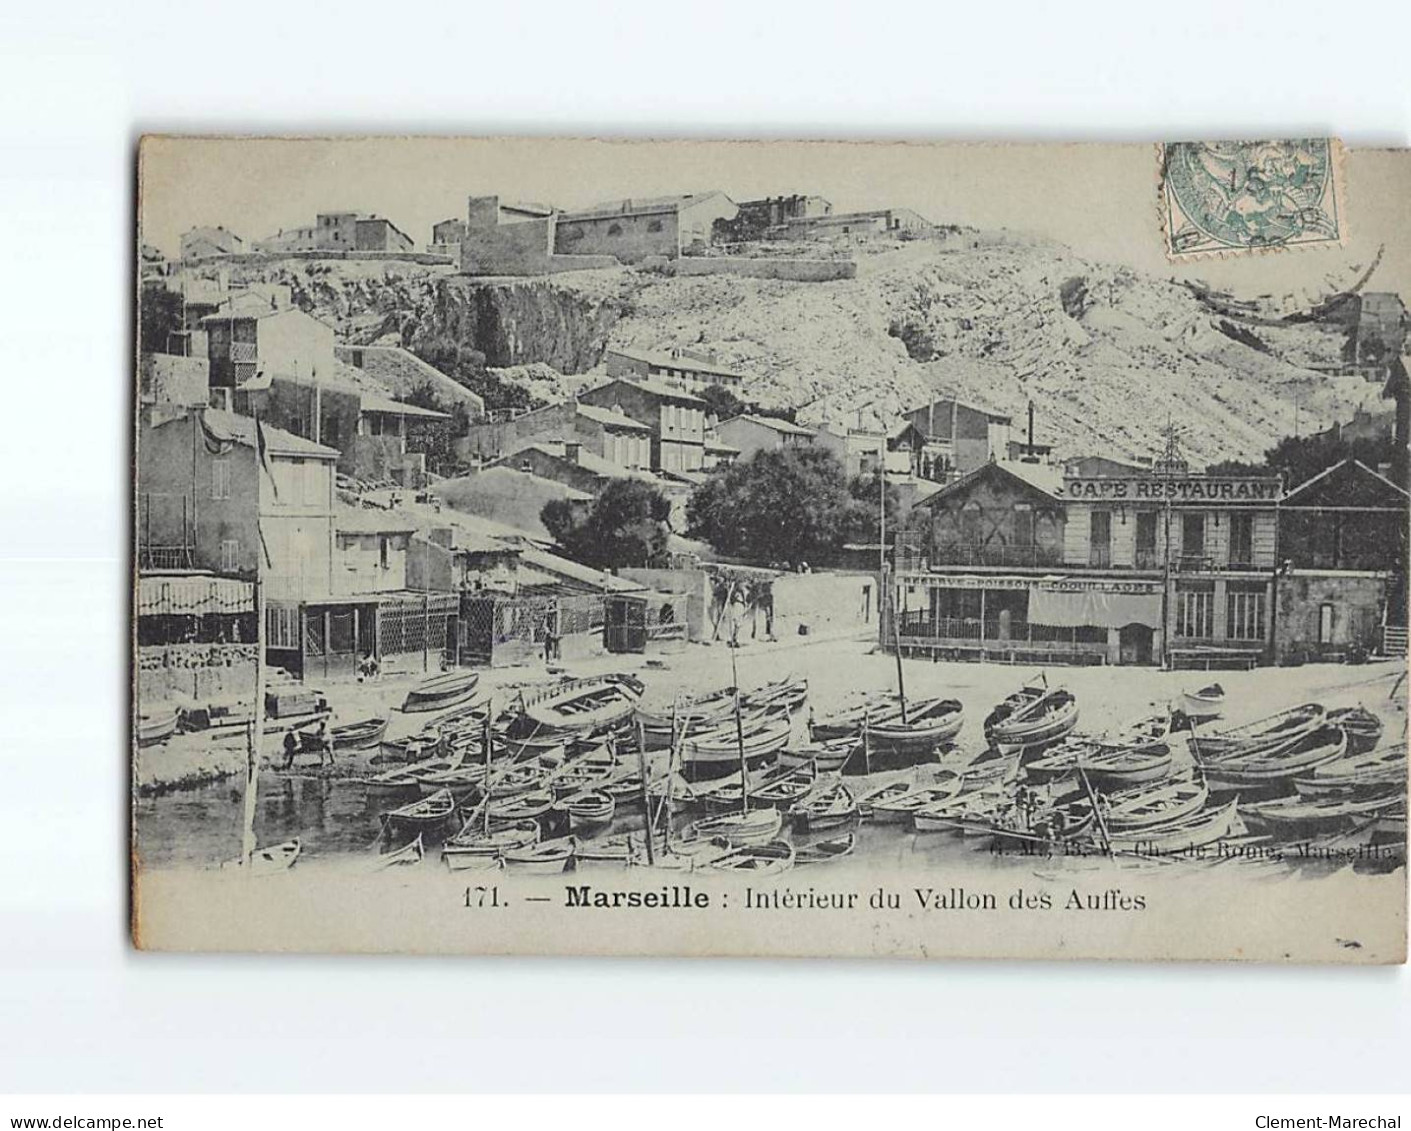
(138, 575), (254, 616)
(1029, 584), (1162, 629)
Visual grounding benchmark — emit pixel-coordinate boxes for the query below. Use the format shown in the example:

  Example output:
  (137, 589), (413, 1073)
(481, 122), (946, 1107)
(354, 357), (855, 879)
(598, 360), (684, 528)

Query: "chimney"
(1021, 399), (1040, 464)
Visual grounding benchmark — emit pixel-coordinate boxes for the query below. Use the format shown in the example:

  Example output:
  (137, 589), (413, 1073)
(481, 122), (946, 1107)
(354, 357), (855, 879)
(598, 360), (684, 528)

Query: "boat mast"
(241, 539), (266, 870)
(887, 572), (909, 725)
(729, 616), (749, 816)
(482, 704), (493, 835)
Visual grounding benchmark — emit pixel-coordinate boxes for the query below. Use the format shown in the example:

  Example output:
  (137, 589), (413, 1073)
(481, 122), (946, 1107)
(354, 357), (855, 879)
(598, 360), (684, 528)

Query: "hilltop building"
(893, 394), (1013, 480)
(554, 193), (738, 261)
(578, 378), (711, 474)
(715, 195), (833, 241)
(252, 212), (416, 255)
(179, 226), (244, 262)
(781, 207), (930, 241)
(604, 345), (747, 393)
(715, 414), (816, 463)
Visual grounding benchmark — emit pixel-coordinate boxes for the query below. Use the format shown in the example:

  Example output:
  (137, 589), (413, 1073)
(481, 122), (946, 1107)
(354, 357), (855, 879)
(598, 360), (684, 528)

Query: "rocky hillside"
(226, 239), (1385, 465)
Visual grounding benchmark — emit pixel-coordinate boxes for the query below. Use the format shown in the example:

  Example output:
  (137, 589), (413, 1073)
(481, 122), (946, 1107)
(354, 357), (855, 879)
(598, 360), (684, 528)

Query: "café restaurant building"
(889, 462), (1283, 668)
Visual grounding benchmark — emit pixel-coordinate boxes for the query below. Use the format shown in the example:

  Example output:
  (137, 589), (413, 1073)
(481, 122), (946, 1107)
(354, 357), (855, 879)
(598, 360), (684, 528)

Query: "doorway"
(1118, 622), (1154, 665)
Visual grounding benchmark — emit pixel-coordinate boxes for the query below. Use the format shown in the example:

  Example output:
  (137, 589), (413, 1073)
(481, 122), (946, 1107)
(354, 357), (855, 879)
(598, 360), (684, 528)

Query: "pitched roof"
(606, 345), (747, 381)
(585, 377), (707, 406)
(720, 413), (816, 437)
(1282, 458), (1410, 507)
(518, 547), (645, 593)
(573, 402), (653, 431)
(359, 394), (449, 420)
(196, 408), (340, 459)
(509, 443), (659, 483)
(334, 506), (423, 534)
(562, 191), (732, 222)
(916, 459), (1062, 509)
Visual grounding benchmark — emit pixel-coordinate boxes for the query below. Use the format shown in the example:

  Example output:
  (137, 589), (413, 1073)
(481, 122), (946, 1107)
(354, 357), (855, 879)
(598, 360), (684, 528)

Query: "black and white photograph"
(130, 136), (1408, 962)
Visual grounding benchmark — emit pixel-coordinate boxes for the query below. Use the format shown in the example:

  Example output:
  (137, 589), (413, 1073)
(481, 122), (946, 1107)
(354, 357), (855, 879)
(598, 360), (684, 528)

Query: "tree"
(845, 467), (902, 547)
(541, 479), (672, 569)
(699, 383), (745, 423)
(687, 446), (856, 566)
(1208, 430), (1400, 490)
(139, 282), (185, 356)
(401, 382), (472, 476)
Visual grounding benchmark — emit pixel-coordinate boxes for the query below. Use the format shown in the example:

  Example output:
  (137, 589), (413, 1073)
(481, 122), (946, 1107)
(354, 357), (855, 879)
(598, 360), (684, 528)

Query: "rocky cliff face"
(226, 241), (1381, 464)
(405, 273), (631, 373)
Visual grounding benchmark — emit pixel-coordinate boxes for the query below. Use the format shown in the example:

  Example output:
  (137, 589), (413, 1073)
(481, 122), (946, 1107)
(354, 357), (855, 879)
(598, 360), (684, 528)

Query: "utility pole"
(1157, 418), (1182, 671)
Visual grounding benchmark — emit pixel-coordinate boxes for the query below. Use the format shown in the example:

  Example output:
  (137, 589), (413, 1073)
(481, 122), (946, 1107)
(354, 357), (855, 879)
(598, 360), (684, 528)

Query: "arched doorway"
(1118, 622), (1154, 666)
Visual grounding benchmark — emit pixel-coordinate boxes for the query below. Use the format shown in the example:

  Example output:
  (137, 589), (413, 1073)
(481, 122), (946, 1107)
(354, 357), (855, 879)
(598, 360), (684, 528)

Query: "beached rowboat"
(1181, 683), (1226, 720)
(1201, 724), (1346, 793)
(842, 698), (965, 772)
(1103, 778), (1209, 831)
(679, 710), (793, 776)
(382, 788), (458, 839)
(575, 834), (639, 867)
(329, 716), (389, 750)
(788, 781), (858, 832)
(868, 778), (965, 824)
(707, 839), (795, 874)
(442, 820), (539, 871)
(503, 836), (578, 874)
(683, 808), (783, 848)
(520, 676), (643, 737)
(781, 738), (857, 775)
(1325, 706), (1383, 756)
(1106, 799), (1242, 855)
(222, 839), (301, 875)
(1293, 744), (1407, 798)
(556, 789), (616, 832)
(403, 670), (480, 714)
(1240, 791), (1404, 836)
(741, 675), (808, 715)
(809, 692), (900, 742)
(986, 685), (1078, 752)
(794, 833), (856, 865)
(137, 705), (181, 746)
(371, 834), (424, 870)
(1191, 703), (1325, 762)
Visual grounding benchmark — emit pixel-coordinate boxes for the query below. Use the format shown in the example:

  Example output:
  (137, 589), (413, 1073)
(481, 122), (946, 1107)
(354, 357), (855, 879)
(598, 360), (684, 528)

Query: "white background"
(1, 0), (1408, 1095)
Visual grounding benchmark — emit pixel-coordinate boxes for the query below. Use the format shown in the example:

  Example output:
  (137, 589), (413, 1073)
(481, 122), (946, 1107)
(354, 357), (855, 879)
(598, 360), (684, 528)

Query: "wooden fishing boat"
(1081, 742), (1175, 790)
(794, 833), (856, 865)
(741, 674), (809, 715)
(955, 745), (1021, 788)
(1106, 799), (1242, 854)
(402, 669), (480, 714)
(1240, 791), (1404, 836)
(503, 835), (578, 874)
(707, 839), (795, 874)
(986, 686), (1078, 752)
(549, 745), (619, 797)
(1191, 703), (1324, 762)
(751, 766), (820, 808)
(869, 777), (965, 824)
(1294, 744), (1407, 798)
(780, 738), (857, 775)
(1375, 803), (1406, 840)
(1103, 778), (1208, 831)
(1106, 712), (1173, 748)
(486, 790), (555, 827)
(556, 789), (616, 832)
(788, 781), (858, 831)
(356, 765), (423, 794)
(416, 762), (492, 798)
(1326, 706), (1384, 756)
(371, 833), (424, 870)
(1202, 724), (1347, 793)
(520, 676), (642, 736)
(691, 764), (792, 811)
(983, 676), (1048, 736)
(382, 788), (458, 839)
(137, 705), (181, 746)
(683, 807), (783, 847)
(808, 692), (899, 742)
(635, 688), (737, 748)
(842, 698), (965, 772)
(911, 787), (1009, 834)
(222, 838), (301, 875)
(329, 716), (389, 751)
(1181, 683), (1226, 720)
(575, 834), (640, 867)
(680, 711), (793, 777)
(857, 779), (913, 817)
(441, 820), (539, 871)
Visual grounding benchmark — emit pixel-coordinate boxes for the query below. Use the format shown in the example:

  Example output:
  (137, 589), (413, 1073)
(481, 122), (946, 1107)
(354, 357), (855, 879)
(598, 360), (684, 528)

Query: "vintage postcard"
(133, 136), (1408, 962)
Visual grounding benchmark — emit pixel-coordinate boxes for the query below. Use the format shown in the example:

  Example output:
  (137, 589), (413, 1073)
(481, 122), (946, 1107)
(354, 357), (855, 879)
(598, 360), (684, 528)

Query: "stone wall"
(1275, 571), (1386, 662)
(661, 257), (856, 282)
(138, 643), (258, 703)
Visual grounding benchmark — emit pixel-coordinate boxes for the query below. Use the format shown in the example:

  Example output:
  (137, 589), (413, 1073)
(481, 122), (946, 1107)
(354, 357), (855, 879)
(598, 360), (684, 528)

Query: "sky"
(139, 137), (1411, 304)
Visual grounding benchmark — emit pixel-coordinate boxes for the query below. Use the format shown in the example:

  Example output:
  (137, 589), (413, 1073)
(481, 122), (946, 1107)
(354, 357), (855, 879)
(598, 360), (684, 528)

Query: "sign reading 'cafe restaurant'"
(1064, 476), (1283, 505)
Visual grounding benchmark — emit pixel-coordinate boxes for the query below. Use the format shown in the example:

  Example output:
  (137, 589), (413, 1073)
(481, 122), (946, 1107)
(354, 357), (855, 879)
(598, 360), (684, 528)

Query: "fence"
(460, 592), (606, 667)
(376, 593), (460, 672)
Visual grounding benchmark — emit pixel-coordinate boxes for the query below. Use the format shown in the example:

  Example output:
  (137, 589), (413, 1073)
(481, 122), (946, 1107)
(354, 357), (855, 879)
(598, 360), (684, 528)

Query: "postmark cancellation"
(1160, 138), (1346, 260)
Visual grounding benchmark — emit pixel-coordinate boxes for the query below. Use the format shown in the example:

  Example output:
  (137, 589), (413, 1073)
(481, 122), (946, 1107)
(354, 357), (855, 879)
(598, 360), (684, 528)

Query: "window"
(266, 604), (300, 649)
(220, 539), (240, 572)
(647, 219), (663, 233)
(1226, 585), (1266, 641)
(1013, 504), (1034, 548)
(1319, 603), (1335, 645)
(1229, 512), (1254, 566)
(1135, 511), (1157, 567)
(211, 457), (231, 500)
(379, 537), (390, 571)
(1175, 583), (1215, 639)
(1089, 509), (1111, 567)
(1181, 512), (1206, 560)
(607, 222), (623, 237)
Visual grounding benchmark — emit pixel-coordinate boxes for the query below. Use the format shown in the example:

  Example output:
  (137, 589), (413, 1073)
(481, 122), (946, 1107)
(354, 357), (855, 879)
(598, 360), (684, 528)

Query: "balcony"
(931, 543), (1063, 569)
(229, 341), (258, 363)
(140, 545), (194, 570)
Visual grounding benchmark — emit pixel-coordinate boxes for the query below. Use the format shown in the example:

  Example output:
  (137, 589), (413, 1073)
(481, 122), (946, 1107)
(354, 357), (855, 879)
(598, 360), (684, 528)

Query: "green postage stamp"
(1160, 138), (1346, 259)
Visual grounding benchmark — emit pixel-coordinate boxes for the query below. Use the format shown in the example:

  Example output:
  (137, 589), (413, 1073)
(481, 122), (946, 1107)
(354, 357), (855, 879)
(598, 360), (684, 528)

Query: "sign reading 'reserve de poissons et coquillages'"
(1064, 477), (1282, 505)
